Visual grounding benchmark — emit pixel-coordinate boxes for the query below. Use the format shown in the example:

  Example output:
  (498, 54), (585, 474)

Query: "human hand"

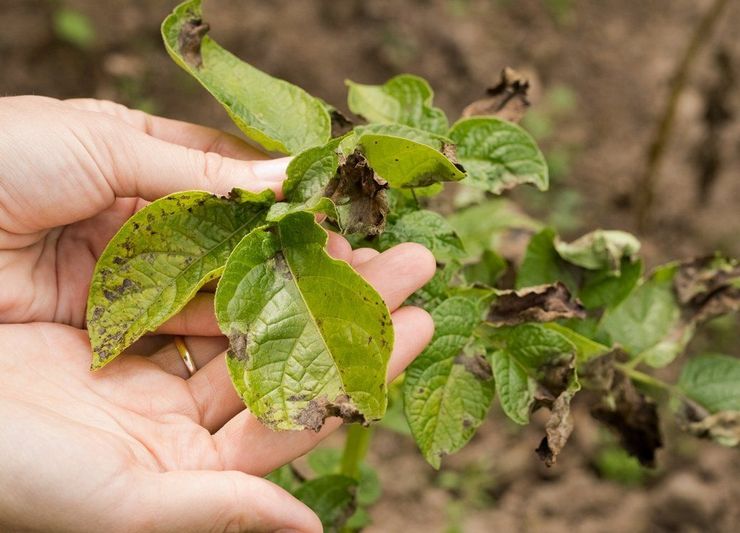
(0, 95), (288, 326)
(0, 238), (435, 532)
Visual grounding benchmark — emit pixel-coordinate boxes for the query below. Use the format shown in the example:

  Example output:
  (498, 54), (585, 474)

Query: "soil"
(1, 0), (738, 531)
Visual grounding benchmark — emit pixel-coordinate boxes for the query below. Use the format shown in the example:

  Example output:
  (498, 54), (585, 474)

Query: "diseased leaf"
(325, 150), (389, 235)
(404, 297), (495, 468)
(87, 189), (274, 369)
(162, 0), (330, 154)
(449, 117), (548, 194)
(379, 209), (466, 262)
(674, 254), (740, 323)
(487, 282), (586, 326)
(535, 389), (576, 466)
(346, 74), (449, 135)
(490, 324), (576, 425)
(215, 211), (393, 431)
(554, 230), (640, 273)
(683, 411), (740, 447)
(583, 351), (663, 466)
(462, 67), (531, 123)
(678, 354), (740, 413)
(294, 475), (357, 532)
(359, 134), (466, 188)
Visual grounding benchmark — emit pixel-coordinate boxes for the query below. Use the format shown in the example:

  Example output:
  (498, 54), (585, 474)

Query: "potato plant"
(85, 1), (740, 529)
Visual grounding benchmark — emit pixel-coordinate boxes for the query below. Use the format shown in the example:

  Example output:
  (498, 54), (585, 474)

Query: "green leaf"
(87, 189), (274, 369)
(554, 230), (641, 272)
(517, 228), (578, 291)
(162, 0), (330, 154)
(600, 265), (682, 361)
(306, 448), (382, 507)
(294, 475), (357, 532)
(53, 8), (95, 49)
(490, 324), (575, 424)
(579, 258), (643, 310)
(346, 74), (449, 135)
(379, 209), (466, 262)
(542, 323), (610, 362)
(447, 198), (541, 260)
(678, 354), (740, 413)
(448, 117), (548, 194)
(407, 262), (463, 312)
(404, 297), (494, 468)
(265, 465), (301, 493)
(359, 134), (466, 188)
(353, 123), (450, 149)
(462, 249), (508, 286)
(215, 211), (393, 431)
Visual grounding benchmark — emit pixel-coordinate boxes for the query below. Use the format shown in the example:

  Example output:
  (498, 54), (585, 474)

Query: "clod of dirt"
(179, 18), (210, 68)
(584, 352), (663, 467)
(462, 66), (530, 123)
(487, 282), (586, 325)
(293, 394), (367, 432)
(673, 255), (740, 323)
(324, 149), (389, 235)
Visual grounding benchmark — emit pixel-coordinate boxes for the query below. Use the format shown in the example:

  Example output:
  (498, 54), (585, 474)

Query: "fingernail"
(251, 157), (291, 181)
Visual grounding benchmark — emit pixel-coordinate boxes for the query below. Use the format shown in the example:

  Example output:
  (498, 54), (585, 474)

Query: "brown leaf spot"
(453, 352), (493, 381)
(325, 150), (389, 235)
(330, 108), (354, 137)
(462, 67), (531, 123)
(228, 330), (249, 362)
(178, 18), (210, 68)
(487, 282), (586, 325)
(293, 394), (367, 432)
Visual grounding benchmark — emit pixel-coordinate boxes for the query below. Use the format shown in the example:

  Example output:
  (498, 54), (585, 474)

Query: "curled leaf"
(462, 67), (531, 123)
(554, 229), (641, 273)
(674, 254), (740, 323)
(487, 282), (586, 326)
(683, 411), (740, 447)
(162, 0), (330, 153)
(535, 390), (575, 467)
(325, 150), (389, 235)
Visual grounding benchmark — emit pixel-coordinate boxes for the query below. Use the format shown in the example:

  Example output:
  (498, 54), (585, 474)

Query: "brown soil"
(2, 0), (738, 531)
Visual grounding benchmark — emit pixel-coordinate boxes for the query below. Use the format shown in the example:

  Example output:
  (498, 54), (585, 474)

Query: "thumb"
(136, 470), (321, 533)
(89, 114), (290, 201)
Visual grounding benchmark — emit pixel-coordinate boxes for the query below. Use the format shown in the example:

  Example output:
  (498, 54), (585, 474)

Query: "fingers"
(155, 293), (220, 337)
(134, 470), (321, 533)
(351, 247), (380, 266)
(212, 304), (434, 475)
(148, 336), (228, 378)
(185, 242), (435, 432)
(64, 98), (269, 161)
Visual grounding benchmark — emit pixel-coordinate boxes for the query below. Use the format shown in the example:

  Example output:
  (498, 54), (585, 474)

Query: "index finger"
(64, 98), (269, 161)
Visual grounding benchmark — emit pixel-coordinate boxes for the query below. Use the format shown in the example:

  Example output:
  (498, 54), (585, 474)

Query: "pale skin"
(0, 96), (436, 532)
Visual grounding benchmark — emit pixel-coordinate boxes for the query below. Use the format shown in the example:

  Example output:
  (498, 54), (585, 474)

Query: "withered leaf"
(683, 410), (740, 447)
(674, 255), (740, 323)
(462, 67), (531, 123)
(329, 108), (354, 137)
(585, 352), (663, 466)
(487, 282), (586, 326)
(535, 391), (575, 467)
(324, 150), (389, 235)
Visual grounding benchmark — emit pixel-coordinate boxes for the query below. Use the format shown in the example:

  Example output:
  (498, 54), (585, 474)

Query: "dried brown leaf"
(674, 255), (740, 323)
(535, 391), (575, 467)
(462, 67), (531, 123)
(487, 282), (586, 326)
(325, 150), (389, 235)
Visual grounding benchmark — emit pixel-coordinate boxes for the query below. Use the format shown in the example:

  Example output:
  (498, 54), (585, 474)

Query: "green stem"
(616, 363), (675, 393)
(340, 424), (373, 480)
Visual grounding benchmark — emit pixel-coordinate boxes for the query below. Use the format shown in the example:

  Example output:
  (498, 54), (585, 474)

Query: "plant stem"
(340, 424), (373, 480)
(634, 0), (729, 231)
(616, 363), (675, 393)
